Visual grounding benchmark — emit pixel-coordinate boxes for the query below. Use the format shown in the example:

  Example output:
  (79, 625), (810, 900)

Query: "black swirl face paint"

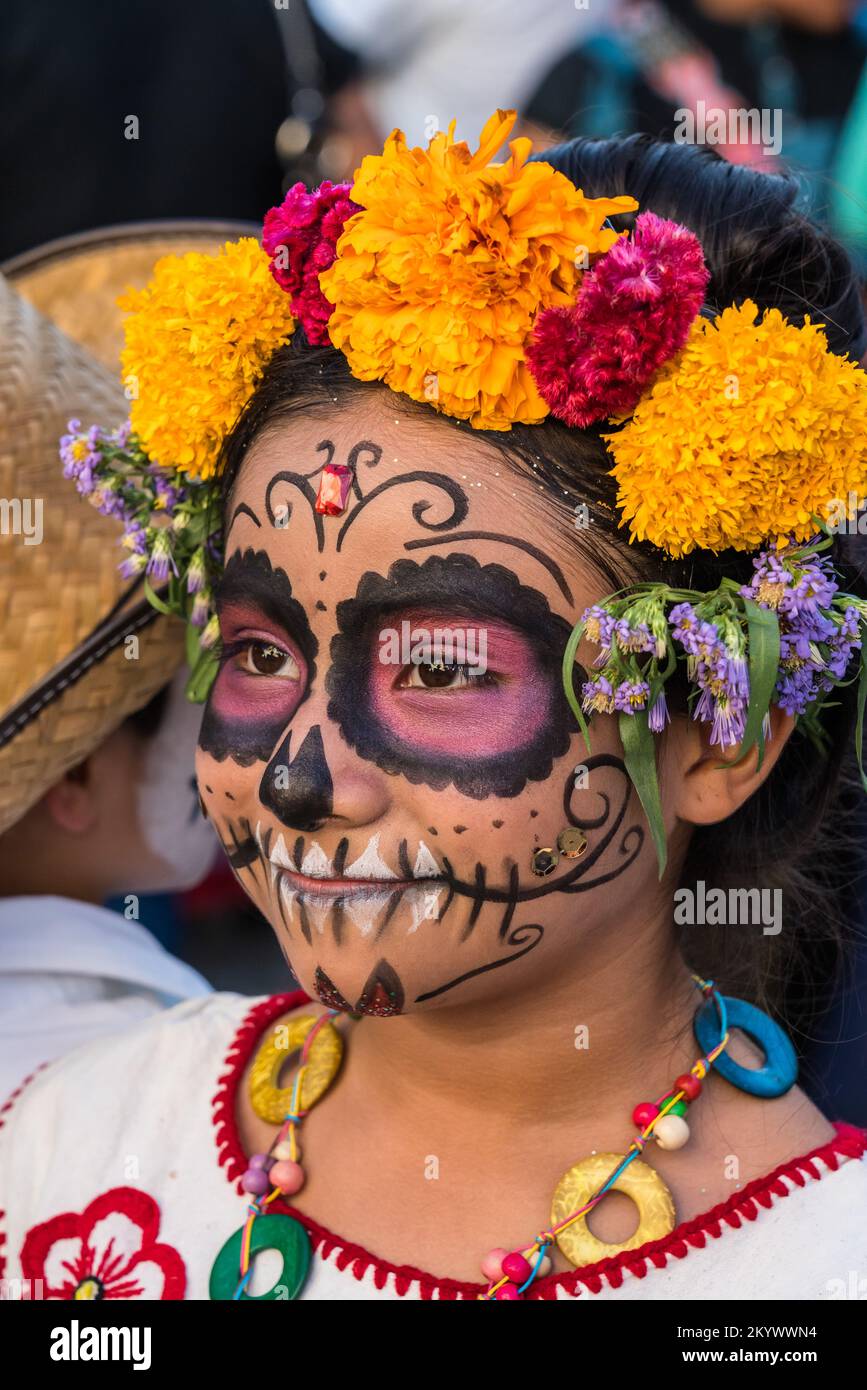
(326, 553), (579, 798)
(198, 548), (319, 764)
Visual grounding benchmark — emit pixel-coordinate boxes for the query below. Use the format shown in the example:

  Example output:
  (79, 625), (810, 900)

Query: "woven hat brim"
(0, 223), (254, 833)
(3, 219), (259, 369)
(0, 596), (186, 836)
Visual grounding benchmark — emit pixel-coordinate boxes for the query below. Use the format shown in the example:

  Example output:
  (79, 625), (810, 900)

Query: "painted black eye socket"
(326, 553), (579, 799)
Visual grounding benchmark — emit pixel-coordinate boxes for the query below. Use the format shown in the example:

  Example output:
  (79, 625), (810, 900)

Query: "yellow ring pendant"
(249, 1014), (344, 1124)
(550, 1151), (676, 1267)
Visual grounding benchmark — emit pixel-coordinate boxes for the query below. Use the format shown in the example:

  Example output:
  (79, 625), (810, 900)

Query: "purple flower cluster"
(60, 419), (144, 527)
(581, 604), (658, 665)
(119, 522), (148, 578)
(668, 602), (749, 747)
(60, 420), (101, 497)
(576, 549), (864, 743)
(742, 550), (861, 716)
(581, 673), (651, 714)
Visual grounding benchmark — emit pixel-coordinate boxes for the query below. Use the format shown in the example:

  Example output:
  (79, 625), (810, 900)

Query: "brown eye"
(242, 642), (300, 679)
(400, 661), (493, 690)
(416, 661), (460, 688)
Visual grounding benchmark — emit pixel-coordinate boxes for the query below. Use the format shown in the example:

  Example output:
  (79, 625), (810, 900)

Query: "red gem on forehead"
(314, 463), (353, 515)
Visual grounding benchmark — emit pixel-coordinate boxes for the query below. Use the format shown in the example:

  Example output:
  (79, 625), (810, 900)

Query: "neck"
(344, 914), (700, 1139)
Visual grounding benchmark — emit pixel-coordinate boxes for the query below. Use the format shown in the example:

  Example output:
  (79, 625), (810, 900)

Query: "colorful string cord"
(479, 976), (730, 1299)
(234, 1009), (339, 1299)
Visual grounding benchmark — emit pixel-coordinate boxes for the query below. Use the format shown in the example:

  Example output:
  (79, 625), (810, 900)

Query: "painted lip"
(274, 867), (442, 899)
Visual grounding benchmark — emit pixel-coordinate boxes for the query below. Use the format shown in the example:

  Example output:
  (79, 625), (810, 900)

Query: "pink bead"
(495, 1283), (521, 1300)
(501, 1252), (533, 1283)
(480, 1247), (509, 1281)
(270, 1159), (305, 1195)
(241, 1167), (270, 1196)
(632, 1101), (660, 1128)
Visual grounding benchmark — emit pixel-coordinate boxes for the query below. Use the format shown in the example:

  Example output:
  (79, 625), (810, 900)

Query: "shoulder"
(0, 989), (313, 1133)
(0, 992), (246, 1117)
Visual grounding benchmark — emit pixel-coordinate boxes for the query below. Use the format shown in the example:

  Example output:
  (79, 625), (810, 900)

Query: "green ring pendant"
(209, 1213), (311, 1300)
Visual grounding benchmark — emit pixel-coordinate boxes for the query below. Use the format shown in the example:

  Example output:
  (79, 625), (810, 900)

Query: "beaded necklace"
(208, 975), (798, 1301)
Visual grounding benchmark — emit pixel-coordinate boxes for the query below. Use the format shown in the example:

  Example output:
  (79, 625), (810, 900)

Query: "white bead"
(274, 1140), (296, 1160)
(534, 1254), (553, 1277)
(654, 1114), (690, 1150)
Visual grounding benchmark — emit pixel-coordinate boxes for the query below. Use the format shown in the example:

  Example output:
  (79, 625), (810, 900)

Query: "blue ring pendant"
(694, 994), (798, 1098)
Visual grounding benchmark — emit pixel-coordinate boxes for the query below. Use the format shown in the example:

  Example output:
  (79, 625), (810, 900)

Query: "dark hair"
(217, 135), (867, 1029)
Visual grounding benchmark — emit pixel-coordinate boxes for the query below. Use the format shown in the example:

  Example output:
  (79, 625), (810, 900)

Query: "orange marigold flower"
(605, 301), (867, 557)
(319, 110), (636, 430)
(119, 238), (295, 480)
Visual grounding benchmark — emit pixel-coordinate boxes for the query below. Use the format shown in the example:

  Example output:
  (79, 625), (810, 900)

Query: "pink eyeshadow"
(369, 616), (551, 757)
(212, 602), (308, 721)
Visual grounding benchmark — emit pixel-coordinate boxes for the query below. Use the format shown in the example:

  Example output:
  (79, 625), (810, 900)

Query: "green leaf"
(142, 576), (174, 617)
(854, 620), (867, 792)
(734, 597), (780, 771)
(562, 619), (593, 754)
(185, 645), (220, 703)
(185, 617), (202, 669)
(619, 710), (667, 878)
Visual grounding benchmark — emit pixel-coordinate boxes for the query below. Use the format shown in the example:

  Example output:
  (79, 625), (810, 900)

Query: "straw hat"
(0, 220), (255, 836)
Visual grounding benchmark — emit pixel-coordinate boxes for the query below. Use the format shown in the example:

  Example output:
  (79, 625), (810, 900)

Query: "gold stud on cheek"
(531, 846), (560, 877)
(557, 827), (587, 859)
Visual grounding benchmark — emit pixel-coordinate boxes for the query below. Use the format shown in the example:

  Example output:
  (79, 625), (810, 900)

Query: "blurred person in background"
(522, 0), (867, 270)
(0, 244), (219, 1101)
(306, 0), (601, 173)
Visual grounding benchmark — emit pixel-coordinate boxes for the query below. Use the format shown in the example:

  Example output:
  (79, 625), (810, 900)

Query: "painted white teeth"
(406, 884), (444, 933)
(278, 876), (297, 919)
(266, 832), (442, 882)
(343, 890), (395, 937)
(300, 841), (334, 878)
(270, 833), (294, 869)
(413, 840), (441, 879)
(303, 899), (330, 936)
(344, 833), (397, 880)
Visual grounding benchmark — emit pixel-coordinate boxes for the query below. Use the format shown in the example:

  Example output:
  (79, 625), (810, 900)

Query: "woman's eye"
(397, 661), (495, 690)
(241, 641), (300, 679)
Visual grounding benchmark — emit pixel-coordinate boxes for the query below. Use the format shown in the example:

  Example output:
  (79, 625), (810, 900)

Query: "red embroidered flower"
(20, 1187), (185, 1300)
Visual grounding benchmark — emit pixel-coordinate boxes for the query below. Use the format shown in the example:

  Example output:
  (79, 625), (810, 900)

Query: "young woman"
(1, 114), (865, 1302)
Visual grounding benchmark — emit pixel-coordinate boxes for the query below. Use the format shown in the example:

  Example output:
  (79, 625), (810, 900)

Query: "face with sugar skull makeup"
(196, 392), (689, 1016)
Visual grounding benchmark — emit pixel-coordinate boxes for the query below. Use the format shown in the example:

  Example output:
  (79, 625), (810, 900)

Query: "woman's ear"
(667, 704), (796, 827)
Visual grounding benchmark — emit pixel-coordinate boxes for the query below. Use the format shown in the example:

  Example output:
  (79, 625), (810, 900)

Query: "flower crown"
(61, 110), (867, 872)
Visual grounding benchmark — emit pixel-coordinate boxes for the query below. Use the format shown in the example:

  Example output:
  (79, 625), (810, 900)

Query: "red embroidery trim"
(212, 991), (867, 1301)
(0, 1062), (51, 1283)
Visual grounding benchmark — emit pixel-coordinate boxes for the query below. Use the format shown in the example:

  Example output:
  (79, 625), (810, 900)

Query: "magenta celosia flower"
(262, 181), (361, 346)
(526, 211), (710, 427)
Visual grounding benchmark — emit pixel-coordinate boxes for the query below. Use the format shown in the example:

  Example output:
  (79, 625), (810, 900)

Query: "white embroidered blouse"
(1, 989), (865, 1302)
